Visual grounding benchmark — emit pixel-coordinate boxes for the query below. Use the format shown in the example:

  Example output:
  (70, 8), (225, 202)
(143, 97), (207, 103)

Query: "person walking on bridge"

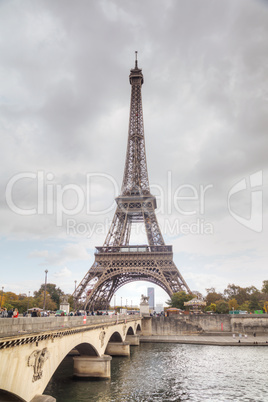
(13, 308), (19, 318)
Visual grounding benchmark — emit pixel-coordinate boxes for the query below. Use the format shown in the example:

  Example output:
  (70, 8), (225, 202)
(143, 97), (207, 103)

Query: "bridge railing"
(0, 314), (140, 337)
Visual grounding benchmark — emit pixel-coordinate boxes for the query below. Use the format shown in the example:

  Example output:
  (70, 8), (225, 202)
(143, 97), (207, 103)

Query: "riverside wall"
(151, 314), (268, 335)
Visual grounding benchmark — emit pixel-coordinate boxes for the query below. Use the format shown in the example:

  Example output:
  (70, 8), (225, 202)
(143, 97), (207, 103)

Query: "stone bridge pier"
(0, 316), (142, 402)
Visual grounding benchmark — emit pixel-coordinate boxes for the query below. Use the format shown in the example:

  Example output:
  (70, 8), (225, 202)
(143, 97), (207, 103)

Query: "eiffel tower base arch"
(77, 246), (190, 310)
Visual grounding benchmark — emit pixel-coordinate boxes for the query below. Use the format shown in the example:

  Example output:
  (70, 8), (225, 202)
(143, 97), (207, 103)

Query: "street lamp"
(121, 296), (122, 308)
(114, 294), (116, 310)
(43, 270), (48, 311)
(27, 291), (30, 312)
(74, 280), (77, 311)
(0, 286), (4, 309)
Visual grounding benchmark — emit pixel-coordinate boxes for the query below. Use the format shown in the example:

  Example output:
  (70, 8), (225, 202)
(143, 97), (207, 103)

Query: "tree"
(215, 300), (229, 314)
(224, 284), (251, 305)
(192, 290), (203, 300)
(67, 295), (74, 310)
(228, 298), (238, 311)
(245, 286), (258, 295)
(248, 291), (262, 312)
(205, 288), (223, 305)
(2, 292), (18, 309)
(33, 293), (57, 311)
(166, 291), (194, 310)
(34, 284), (64, 309)
(209, 303), (216, 312)
(239, 301), (250, 312)
(261, 280), (268, 295)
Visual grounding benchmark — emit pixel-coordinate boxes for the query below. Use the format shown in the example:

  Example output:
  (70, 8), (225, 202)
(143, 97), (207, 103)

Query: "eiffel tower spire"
(103, 53), (164, 248)
(75, 54), (191, 310)
(121, 51), (149, 196)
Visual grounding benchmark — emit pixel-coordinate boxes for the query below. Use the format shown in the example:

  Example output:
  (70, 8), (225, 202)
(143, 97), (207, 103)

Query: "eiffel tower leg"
(143, 209), (165, 246)
(104, 209), (131, 247)
(125, 220), (131, 245)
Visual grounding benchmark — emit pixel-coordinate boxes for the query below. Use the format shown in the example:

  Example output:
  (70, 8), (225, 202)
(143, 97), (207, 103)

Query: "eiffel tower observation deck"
(75, 53), (191, 310)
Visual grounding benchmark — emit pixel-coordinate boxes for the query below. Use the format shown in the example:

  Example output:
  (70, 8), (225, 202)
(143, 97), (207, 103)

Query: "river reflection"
(45, 343), (268, 401)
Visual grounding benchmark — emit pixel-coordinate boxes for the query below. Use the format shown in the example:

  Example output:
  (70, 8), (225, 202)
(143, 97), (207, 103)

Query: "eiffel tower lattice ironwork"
(75, 53), (191, 310)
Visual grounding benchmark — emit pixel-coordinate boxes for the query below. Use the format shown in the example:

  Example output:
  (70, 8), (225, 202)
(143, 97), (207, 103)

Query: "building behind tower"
(147, 287), (155, 310)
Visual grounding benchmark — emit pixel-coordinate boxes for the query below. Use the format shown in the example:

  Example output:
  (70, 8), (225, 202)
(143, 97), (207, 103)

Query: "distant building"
(147, 287), (155, 309)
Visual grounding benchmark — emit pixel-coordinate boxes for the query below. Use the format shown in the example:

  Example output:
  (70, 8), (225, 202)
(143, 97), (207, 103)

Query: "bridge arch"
(0, 389), (24, 401)
(109, 331), (123, 342)
(75, 342), (99, 356)
(127, 326), (134, 335)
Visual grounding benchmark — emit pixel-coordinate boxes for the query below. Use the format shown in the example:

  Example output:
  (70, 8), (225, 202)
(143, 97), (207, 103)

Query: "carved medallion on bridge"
(99, 330), (106, 347)
(27, 347), (49, 382)
(123, 325), (127, 336)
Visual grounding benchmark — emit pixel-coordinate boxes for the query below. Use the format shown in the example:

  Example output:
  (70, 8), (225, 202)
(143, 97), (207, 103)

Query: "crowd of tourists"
(0, 308), (113, 317)
(0, 308), (19, 318)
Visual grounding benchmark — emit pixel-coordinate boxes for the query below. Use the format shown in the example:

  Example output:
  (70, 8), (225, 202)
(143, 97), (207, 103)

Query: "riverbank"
(150, 314), (268, 336)
(140, 334), (268, 346)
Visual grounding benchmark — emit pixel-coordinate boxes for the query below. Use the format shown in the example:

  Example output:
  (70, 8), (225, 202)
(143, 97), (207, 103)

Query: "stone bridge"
(0, 315), (145, 402)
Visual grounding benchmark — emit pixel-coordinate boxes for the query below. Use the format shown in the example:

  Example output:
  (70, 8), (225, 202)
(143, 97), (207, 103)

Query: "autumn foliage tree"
(34, 283), (64, 309)
(166, 291), (194, 310)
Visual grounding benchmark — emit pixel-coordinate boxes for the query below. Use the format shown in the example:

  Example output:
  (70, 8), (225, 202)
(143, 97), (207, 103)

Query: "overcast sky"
(1, 0), (267, 307)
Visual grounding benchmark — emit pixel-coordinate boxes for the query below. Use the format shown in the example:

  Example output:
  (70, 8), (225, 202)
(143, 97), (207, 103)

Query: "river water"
(45, 343), (268, 402)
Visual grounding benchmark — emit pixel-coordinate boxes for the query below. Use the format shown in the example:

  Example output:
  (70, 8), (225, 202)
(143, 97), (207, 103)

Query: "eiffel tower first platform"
(75, 53), (191, 310)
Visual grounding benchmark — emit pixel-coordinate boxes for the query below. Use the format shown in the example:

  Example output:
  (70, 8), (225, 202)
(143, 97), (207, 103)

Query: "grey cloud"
(0, 0), (267, 293)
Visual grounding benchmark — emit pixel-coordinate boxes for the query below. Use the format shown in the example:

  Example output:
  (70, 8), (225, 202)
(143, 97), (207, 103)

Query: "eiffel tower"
(75, 52), (191, 310)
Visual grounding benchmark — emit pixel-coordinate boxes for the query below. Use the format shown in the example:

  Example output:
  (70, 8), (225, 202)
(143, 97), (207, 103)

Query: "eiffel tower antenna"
(75, 54), (191, 310)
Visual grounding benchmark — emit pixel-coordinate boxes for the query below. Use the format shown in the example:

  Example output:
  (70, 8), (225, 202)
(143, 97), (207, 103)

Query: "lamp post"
(0, 286), (4, 309)
(114, 294), (116, 310)
(27, 291), (30, 312)
(43, 270), (48, 311)
(74, 280), (77, 311)
(121, 296), (122, 309)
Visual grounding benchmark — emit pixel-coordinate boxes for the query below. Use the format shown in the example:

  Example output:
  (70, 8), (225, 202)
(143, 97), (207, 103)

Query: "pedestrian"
(13, 308), (19, 318)
(2, 308), (8, 318)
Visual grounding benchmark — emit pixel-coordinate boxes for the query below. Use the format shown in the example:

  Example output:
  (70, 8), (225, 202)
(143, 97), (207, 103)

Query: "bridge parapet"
(0, 314), (136, 337)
